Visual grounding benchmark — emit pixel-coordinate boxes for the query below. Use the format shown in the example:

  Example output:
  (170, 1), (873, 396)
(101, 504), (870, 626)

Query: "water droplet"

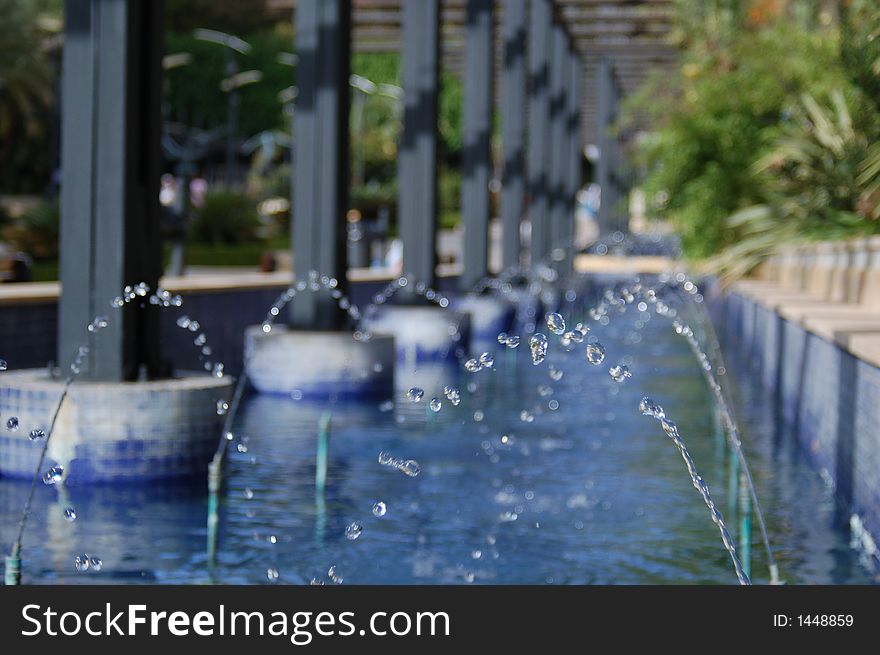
(6, 416), (19, 431)
(216, 399), (229, 415)
(497, 332), (508, 345)
(378, 452), (421, 477)
(266, 568), (280, 582)
(545, 312), (566, 335)
(345, 522), (363, 541)
(519, 410), (534, 423)
(464, 358), (482, 372)
(479, 352), (494, 368)
(443, 386), (461, 406)
(74, 555), (89, 572)
(64, 507), (77, 522)
(586, 342), (606, 365)
(505, 335), (520, 348)
(472, 550), (482, 559)
(0, 359), (7, 371)
(548, 365), (564, 381)
(372, 501), (387, 517)
(529, 333), (548, 365)
(212, 363), (224, 378)
(429, 397), (442, 412)
(639, 397), (665, 419)
(87, 316), (109, 332)
(328, 565), (343, 584)
(42, 465), (63, 485)
(609, 364), (632, 383)
(660, 418), (678, 439)
(88, 556), (103, 572)
(29, 428), (46, 441)
(406, 387), (424, 402)
(243, 488), (254, 499)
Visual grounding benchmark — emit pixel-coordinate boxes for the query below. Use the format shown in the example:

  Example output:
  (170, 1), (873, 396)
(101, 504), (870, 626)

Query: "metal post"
(500, 0), (527, 271)
(58, 0), (164, 381)
(727, 437), (740, 523)
(596, 58), (617, 235)
(738, 469), (753, 579)
(206, 457), (221, 571)
(315, 412), (331, 494)
(547, 24), (568, 261)
(5, 547), (20, 585)
(460, 0), (494, 291)
(527, 0), (552, 264)
(399, 0), (440, 288)
(290, 0), (351, 329)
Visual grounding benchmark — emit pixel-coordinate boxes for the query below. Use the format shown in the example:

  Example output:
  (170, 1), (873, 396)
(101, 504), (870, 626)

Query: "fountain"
(2, 253), (875, 586)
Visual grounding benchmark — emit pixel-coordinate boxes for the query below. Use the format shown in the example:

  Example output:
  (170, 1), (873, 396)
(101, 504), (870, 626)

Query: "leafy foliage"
(0, 0), (59, 193)
(624, 0), (880, 272)
(1, 196), (60, 259)
(164, 29), (293, 140)
(189, 188), (262, 244)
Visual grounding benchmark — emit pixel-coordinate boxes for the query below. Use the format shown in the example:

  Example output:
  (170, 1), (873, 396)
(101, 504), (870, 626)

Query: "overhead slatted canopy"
(557, 0), (676, 144)
(268, 0), (678, 145)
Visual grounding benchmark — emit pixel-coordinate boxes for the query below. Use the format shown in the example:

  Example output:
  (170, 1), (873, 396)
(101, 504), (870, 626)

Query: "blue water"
(1, 301), (876, 584)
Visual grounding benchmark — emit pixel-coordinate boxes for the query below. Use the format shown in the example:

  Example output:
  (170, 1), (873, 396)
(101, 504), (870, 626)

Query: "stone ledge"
(730, 290), (880, 372)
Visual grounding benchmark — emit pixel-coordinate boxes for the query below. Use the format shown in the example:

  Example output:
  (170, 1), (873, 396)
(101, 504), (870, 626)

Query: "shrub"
(1, 196), (59, 259)
(622, 7), (856, 259)
(189, 188), (262, 244)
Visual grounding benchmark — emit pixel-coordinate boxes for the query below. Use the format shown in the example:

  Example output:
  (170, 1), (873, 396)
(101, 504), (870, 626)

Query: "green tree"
(623, 3), (853, 258)
(0, 0), (60, 193)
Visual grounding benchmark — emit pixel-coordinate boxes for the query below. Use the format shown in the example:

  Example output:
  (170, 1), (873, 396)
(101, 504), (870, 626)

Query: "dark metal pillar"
(290, 0), (351, 329)
(500, 0), (527, 272)
(398, 0), (440, 288)
(460, 0), (494, 291)
(527, 0), (552, 265)
(564, 47), (583, 272)
(547, 23), (568, 260)
(596, 57), (619, 234)
(58, 0), (164, 381)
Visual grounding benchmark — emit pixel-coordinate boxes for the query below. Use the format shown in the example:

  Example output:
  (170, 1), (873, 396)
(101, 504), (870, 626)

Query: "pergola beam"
(58, 0), (164, 381)
(460, 0), (494, 290)
(290, 0), (351, 329)
(398, 0), (441, 286)
(527, 0), (553, 264)
(499, 0), (527, 271)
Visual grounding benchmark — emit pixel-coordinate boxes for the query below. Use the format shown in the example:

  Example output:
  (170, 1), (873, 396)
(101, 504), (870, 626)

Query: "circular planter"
(0, 370), (233, 483)
(244, 326), (395, 398)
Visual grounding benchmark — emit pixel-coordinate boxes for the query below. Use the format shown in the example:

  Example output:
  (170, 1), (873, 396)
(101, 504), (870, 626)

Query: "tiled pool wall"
(710, 284), (880, 556)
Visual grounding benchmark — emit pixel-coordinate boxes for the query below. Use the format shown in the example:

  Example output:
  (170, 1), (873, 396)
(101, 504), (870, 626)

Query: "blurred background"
(0, 0), (878, 283)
